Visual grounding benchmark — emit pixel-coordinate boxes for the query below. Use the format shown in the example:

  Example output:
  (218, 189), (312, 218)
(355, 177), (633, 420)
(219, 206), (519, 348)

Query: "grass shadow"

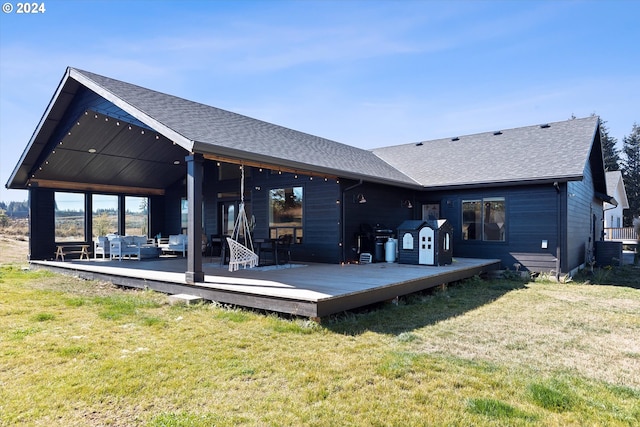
(324, 275), (530, 336)
(573, 264), (640, 289)
(323, 263), (639, 336)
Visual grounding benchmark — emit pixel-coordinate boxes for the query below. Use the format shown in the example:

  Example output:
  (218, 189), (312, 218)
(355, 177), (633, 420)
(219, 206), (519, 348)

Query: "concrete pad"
(168, 293), (203, 305)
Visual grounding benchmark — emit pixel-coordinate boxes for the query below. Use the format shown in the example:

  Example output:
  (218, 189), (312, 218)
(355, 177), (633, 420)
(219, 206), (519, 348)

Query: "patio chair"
(225, 166), (259, 272)
(226, 237), (259, 272)
(160, 234), (187, 256)
(94, 236), (110, 259)
(276, 234), (293, 265)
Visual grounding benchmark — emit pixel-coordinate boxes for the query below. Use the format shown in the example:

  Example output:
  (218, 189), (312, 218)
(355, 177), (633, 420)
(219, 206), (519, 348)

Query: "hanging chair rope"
(227, 166), (259, 272)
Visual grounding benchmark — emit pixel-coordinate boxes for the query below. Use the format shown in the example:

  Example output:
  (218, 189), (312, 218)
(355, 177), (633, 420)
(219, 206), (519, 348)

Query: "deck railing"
(604, 227), (638, 241)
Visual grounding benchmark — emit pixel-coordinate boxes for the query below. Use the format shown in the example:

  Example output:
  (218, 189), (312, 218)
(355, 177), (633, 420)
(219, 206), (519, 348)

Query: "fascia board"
(418, 175), (585, 192)
(193, 142), (423, 190)
(6, 69), (76, 189)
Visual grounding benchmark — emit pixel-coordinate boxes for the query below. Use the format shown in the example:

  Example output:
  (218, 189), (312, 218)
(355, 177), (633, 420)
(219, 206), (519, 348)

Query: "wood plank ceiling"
(29, 110), (188, 195)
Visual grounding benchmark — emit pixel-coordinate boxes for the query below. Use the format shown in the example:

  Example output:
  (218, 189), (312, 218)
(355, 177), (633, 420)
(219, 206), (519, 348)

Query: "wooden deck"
(30, 257), (500, 318)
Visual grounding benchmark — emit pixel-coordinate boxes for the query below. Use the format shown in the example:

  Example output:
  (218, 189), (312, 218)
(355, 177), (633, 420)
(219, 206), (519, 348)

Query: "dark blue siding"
(149, 195), (166, 238)
(161, 179), (187, 236)
(153, 168), (415, 264)
(201, 161), (219, 238)
(566, 159), (603, 272)
(342, 181), (416, 262)
(431, 185), (560, 272)
(249, 170), (342, 263)
(301, 179), (341, 262)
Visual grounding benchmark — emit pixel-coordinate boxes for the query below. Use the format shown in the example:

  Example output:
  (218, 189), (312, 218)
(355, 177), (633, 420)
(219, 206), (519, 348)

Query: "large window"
(221, 202), (236, 236)
(269, 186), (303, 243)
(462, 197), (505, 241)
(92, 194), (118, 238)
(55, 192), (85, 242)
(181, 198), (205, 234)
(125, 196), (148, 236)
(181, 198), (188, 232)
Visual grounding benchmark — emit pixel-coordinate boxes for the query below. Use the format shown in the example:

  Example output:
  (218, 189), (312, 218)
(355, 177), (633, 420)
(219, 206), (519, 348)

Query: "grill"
(355, 224), (394, 262)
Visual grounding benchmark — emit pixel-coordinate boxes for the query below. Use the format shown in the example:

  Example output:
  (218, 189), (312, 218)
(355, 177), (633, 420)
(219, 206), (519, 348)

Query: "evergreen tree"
(0, 209), (8, 228)
(7, 201), (29, 218)
(621, 123), (640, 226)
(600, 120), (620, 171)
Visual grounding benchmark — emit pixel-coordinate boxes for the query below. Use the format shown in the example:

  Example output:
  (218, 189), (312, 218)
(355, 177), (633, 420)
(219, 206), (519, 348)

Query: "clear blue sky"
(1, 0), (638, 203)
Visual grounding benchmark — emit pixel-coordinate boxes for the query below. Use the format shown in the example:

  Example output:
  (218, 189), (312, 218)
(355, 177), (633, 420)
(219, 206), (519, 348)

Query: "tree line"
(601, 121), (640, 227)
(0, 201), (28, 218)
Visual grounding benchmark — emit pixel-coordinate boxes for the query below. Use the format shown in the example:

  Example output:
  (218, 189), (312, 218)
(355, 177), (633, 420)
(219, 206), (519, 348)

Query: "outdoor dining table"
(254, 238), (278, 266)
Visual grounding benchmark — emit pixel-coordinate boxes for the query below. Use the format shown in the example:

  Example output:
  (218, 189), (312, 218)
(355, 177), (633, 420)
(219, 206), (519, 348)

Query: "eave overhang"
(192, 141), (424, 190)
(596, 191), (618, 206)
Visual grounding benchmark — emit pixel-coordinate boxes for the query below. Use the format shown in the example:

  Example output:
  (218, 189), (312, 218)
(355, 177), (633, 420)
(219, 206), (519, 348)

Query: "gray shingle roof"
(71, 68), (419, 187)
(372, 117), (599, 188)
(8, 67), (601, 192)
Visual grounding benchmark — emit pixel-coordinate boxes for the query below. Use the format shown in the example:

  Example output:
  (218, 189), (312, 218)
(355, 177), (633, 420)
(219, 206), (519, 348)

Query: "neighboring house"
(6, 67), (611, 281)
(604, 171), (629, 231)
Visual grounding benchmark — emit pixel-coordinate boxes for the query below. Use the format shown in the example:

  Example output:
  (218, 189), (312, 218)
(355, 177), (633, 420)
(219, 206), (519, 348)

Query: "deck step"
(168, 293), (203, 305)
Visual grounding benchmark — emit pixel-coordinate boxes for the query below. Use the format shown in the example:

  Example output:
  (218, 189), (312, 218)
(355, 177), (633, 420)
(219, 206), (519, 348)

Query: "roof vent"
(493, 131), (502, 136)
(451, 137), (460, 141)
(415, 142), (423, 146)
(540, 123), (550, 129)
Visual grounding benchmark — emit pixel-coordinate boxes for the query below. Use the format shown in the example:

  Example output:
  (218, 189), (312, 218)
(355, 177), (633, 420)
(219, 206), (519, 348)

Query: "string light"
(42, 113), (344, 190)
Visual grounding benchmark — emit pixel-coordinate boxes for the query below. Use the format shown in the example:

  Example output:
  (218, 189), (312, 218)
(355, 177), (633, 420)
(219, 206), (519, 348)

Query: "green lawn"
(1, 261), (639, 426)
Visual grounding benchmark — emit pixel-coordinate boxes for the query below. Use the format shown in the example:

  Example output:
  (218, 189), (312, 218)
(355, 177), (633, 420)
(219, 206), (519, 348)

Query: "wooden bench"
(55, 244), (91, 261)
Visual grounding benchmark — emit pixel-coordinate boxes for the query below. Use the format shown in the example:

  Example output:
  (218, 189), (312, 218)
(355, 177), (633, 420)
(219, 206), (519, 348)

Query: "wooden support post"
(185, 154), (204, 284)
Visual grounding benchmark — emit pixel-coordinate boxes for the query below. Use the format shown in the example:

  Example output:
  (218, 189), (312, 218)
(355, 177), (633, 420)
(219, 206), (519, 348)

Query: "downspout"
(601, 196), (618, 241)
(603, 201), (618, 239)
(554, 181), (561, 281)
(341, 179), (364, 263)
